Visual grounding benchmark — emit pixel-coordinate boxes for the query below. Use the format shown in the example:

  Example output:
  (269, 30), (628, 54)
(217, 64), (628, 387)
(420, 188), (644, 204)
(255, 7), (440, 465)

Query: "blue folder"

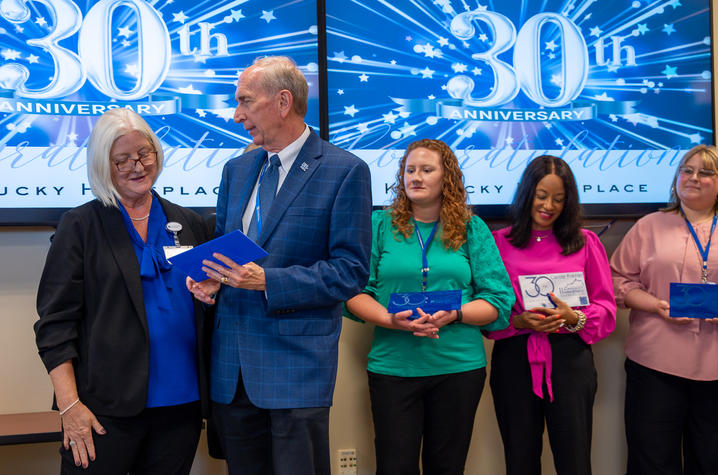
(168, 230), (268, 282)
(669, 282), (718, 319)
(387, 290), (462, 320)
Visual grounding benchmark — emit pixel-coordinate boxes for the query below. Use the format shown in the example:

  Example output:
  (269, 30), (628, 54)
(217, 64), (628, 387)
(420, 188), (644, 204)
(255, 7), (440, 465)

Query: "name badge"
(518, 271), (589, 309)
(164, 245), (193, 260)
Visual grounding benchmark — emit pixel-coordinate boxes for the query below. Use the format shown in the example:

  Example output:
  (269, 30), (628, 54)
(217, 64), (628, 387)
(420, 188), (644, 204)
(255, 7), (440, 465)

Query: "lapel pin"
(300, 162), (309, 172)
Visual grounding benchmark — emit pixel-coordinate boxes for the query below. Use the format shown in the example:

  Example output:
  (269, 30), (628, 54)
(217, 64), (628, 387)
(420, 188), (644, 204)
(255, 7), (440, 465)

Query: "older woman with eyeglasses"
(611, 144), (718, 475)
(34, 108), (212, 474)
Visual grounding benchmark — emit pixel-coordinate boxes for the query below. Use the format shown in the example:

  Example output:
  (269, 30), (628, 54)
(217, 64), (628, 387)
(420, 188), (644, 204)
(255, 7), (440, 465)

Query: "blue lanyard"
(681, 208), (717, 283)
(253, 158), (273, 236)
(413, 219), (439, 292)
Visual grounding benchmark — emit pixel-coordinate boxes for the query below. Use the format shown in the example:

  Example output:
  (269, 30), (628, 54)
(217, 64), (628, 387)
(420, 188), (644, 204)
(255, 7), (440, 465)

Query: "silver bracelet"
(59, 398), (80, 416)
(564, 309), (586, 333)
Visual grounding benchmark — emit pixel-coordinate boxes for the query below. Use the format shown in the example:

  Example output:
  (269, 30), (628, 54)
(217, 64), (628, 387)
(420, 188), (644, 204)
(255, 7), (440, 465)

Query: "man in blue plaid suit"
(188, 56), (371, 474)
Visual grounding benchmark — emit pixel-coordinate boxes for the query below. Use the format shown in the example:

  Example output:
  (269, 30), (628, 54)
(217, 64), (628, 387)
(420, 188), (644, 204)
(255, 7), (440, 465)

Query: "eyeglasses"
(113, 149), (157, 173)
(679, 166), (716, 178)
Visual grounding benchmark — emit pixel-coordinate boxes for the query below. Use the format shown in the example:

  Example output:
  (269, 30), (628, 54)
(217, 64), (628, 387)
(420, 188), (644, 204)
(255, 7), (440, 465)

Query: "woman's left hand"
(426, 309), (458, 329)
(202, 253), (266, 291)
(531, 292), (579, 326)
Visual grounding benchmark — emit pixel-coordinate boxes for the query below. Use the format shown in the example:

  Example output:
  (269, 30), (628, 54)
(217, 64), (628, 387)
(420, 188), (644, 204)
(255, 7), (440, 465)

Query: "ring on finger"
(220, 276), (229, 285)
(69, 440), (77, 447)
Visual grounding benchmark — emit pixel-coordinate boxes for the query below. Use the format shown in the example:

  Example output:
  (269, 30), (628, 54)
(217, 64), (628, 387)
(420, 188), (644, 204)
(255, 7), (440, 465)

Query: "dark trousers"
(367, 367), (486, 475)
(59, 401), (201, 475)
(625, 358), (718, 475)
(211, 373), (330, 475)
(490, 334), (597, 475)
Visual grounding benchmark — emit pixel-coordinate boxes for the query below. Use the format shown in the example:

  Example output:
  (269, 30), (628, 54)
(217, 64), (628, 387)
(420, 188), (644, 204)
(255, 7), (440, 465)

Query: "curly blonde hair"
(389, 139), (472, 250)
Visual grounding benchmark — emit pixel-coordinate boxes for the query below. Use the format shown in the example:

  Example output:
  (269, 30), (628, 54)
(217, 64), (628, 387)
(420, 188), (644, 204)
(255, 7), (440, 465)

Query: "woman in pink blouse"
(611, 144), (718, 475)
(487, 155), (616, 475)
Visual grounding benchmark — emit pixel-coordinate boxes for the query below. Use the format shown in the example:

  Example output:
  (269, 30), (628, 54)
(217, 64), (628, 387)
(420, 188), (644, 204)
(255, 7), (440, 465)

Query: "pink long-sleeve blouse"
(487, 227), (617, 400)
(610, 211), (718, 380)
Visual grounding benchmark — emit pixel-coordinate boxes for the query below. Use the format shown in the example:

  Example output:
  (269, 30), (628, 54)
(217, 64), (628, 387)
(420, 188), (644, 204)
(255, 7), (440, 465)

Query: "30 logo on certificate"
(518, 271), (589, 309)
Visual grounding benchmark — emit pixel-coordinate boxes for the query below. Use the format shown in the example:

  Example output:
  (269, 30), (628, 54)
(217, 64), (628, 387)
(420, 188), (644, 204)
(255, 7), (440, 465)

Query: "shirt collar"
(272, 125), (310, 172)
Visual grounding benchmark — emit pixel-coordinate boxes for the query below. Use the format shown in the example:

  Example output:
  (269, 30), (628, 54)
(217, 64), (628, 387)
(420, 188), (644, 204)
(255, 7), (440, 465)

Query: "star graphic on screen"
(505, 136), (514, 145)
(428, 95), (435, 100)
(406, 35), (412, 41)
(478, 33), (488, 42)
(399, 122), (418, 137)
(231, 10), (245, 21)
(607, 64), (620, 73)
(609, 114), (618, 122)
(344, 105), (359, 117)
(196, 109), (207, 118)
(166, 0), (174, 4)
(15, 25), (23, 33)
(589, 26), (602, 37)
(584, 13), (592, 20)
(204, 69), (216, 77)
(193, 54), (208, 64)
(472, 67), (482, 76)
(333, 51), (347, 62)
(357, 123), (369, 133)
(382, 111), (398, 124)
(636, 23), (649, 35)
(669, 0), (681, 8)
(662, 24), (675, 35)
(359, 74), (369, 82)
(337, 89), (344, 95)
(689, 133), (703, 143)
(437, 37), (449, 47)
(260, 10), (276, 23)
(476, 4), (488, 11)
(125, 64), (139, 77)
(550, 74), (562, 86)
(1, 49), (20, 60)
(420, 67), (434, 78)
(122, 40), (130, 47)
(548, 53), (556, 59)
(390, 60), (397, 65)
(35, 16), (47, 27)
(451, 63), (467, 73)
(544, 40), (557, 51)
(173, 11), (188, 24)
(26, 54), (39, 64)
(554, 138), (564, 146)
(662, 65), (677, 79)
(118, 26), (133, 37)
(179, 85), (200, 94)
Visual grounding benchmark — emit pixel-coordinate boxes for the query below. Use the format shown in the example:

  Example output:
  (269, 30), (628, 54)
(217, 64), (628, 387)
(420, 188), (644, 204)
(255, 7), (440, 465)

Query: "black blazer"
(35, 197), (212, 418)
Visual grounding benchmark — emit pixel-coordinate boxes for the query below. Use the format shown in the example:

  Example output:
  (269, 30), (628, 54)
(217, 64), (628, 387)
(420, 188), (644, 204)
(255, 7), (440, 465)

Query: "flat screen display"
(0, 0), (319, 224)
(325, 0), (714, 212)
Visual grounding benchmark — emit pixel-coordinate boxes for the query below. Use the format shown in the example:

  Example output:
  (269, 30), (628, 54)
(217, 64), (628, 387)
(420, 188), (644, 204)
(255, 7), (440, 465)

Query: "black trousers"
(490, 334), (597, 475)
(625, 358), (718, 475)
(59, 401), (201, 475)
(211, 373), (330, 475)
(368, 367), (486, 475)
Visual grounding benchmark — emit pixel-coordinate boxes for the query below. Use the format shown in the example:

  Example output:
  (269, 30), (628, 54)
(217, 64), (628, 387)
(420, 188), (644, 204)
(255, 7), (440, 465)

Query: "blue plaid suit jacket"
(210, 131), (372, 408)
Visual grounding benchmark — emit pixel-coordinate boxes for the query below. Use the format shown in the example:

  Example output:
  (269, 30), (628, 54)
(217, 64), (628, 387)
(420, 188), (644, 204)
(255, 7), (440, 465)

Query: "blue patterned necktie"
(247, 154), (281, 241)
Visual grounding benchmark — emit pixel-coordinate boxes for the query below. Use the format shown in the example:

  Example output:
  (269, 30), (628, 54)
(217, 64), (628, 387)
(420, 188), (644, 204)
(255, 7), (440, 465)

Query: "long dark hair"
(507, 155), (585, 255)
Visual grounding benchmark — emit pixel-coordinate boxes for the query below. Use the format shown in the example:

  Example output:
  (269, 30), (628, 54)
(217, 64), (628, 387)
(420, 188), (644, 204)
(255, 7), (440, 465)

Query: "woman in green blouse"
(346, 138), (514, 475)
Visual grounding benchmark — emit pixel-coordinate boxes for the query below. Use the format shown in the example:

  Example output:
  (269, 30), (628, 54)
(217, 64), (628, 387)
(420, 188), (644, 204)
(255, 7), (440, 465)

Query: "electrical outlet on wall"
(338, 448), (357, 475)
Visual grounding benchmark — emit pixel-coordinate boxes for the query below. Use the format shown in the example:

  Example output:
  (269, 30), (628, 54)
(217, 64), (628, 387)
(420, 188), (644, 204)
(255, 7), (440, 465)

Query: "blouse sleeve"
(34, 209), (86, 373)
(610, 219), (647, 308)
(342, 210), (387, 322)
(466, 217), (515, 332)
(576, 230), (617, 344)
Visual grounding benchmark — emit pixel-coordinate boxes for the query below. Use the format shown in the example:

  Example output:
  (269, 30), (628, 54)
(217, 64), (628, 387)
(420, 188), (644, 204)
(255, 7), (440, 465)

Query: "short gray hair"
(87, 108), (164, 207)
(252, 56), (308, 117)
